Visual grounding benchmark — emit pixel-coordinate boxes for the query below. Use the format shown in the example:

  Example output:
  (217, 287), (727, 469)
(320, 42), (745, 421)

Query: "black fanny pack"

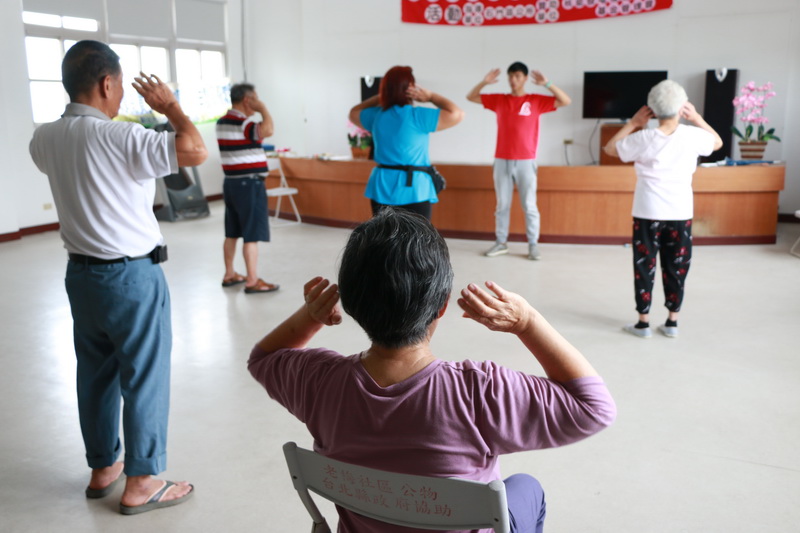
(377, 164), (446, 194)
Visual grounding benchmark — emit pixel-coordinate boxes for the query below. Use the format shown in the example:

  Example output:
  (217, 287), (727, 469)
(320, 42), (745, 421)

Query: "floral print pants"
(632, 218), (692, 314)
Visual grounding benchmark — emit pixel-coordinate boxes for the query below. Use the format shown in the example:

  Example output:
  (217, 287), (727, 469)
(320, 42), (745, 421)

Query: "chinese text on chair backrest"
(318, 462), (454, 518)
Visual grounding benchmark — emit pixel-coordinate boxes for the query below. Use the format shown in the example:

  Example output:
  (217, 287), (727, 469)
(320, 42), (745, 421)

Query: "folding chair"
(282, 442), (510, 533)
(266, 157), (301, 226)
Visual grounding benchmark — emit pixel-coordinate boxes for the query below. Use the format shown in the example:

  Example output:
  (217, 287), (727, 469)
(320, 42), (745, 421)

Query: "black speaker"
(701, 68), (738, 162)
(360, 76), (381, 101)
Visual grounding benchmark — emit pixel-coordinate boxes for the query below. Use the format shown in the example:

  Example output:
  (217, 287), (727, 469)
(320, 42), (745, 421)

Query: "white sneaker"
(658, 324), (679, 338)
(623, 324), (652, 338)
(484, 243), (509, 257)
(527, 244), (541, 260)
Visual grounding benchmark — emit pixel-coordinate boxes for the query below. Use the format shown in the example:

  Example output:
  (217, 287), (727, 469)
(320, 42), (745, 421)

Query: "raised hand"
(679, 101), (700, 123)
(530, 70), (548, 86)
(483, 68), (501, 84)
(303, 277), (342, 326)
(245, 92), (267, 113)
(457, 281), (533, 335)
(407, 85), (433, 103)
(132, 73), (178, 114)
(630, 105), (655, 128)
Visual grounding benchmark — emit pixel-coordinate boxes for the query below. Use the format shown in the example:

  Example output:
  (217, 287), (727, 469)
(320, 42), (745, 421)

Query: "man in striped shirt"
(216, 83), (279, 293)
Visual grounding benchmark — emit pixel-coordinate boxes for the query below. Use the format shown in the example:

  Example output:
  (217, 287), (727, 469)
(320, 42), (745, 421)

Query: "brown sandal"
(244, 279), (280, 294)
(221, 273), (246, 287)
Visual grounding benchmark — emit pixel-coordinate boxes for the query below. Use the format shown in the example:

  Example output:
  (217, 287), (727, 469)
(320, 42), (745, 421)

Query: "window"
(176, 49), (202, 85)
(141, 47), (170, 80)
(175, 48), (229, 122)
(22, 9), (99, 123)
(22, 11), (61, 28)
(109, 43), (170, 119)
(23, 11), (99, 31)
(23, 1), (229, 125)
(29, 82), (67, 124)
(25, 36), (62, 80)
(200, 51), (226, 84)
(24, 36), (69, 123)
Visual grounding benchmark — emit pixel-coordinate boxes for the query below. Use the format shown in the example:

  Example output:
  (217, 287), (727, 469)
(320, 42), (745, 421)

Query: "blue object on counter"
(724, 157), (775, 166)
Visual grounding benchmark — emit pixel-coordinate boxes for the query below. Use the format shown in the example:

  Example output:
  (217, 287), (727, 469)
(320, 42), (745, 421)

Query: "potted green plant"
(732, 81), (781, 160)
(347, 122), (373, 160)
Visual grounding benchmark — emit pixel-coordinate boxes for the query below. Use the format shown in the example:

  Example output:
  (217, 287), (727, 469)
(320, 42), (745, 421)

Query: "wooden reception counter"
(267, 159), (785, 245)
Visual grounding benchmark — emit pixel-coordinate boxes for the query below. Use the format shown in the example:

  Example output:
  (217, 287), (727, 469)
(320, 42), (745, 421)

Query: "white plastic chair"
(282, 442), (510, 533)
(791, 210), (800, 258)
(266, 157), (301, 226)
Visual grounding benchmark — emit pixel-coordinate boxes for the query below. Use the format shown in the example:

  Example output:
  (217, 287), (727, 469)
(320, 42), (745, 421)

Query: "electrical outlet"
(563, 139), (574, 145)
(43, 203), (53, 210)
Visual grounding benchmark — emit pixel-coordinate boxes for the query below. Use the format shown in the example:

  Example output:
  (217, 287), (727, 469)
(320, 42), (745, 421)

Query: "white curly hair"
(647, 80), (687, 119)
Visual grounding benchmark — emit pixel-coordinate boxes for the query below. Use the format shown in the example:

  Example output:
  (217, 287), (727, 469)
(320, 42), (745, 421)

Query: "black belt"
(378, 164), (432, 187)
(226, 175), (266, 181)
(377, 164), (446, 193)
(68, 245), (168, 265)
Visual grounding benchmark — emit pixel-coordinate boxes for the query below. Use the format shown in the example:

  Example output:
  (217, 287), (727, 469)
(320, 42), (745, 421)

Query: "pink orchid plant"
(732, 81), (781, 143)
(347, 121), (372, 148)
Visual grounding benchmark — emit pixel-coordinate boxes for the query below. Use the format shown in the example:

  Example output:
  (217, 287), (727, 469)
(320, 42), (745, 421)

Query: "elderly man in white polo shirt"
(29, 40), (207, 515)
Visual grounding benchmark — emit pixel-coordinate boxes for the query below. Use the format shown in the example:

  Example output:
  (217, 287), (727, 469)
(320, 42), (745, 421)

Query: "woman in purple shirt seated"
(248, 209), (616, 533)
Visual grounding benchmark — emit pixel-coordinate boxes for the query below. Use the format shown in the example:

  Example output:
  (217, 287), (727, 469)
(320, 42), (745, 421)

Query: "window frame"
(23, 0), (229, 124)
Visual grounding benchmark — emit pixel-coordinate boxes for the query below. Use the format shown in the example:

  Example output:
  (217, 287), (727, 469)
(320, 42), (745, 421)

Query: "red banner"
(402, 0), (673, 26)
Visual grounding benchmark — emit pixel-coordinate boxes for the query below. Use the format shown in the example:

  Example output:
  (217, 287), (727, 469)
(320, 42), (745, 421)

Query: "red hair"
(380, 66), (414, 109)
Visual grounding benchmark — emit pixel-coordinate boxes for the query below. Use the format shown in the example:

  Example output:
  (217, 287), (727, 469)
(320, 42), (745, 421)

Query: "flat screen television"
(583, 70), (668, 120)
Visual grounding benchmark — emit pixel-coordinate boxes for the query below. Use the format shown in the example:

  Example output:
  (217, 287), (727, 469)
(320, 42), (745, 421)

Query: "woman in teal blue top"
(349, 66), (464, 220)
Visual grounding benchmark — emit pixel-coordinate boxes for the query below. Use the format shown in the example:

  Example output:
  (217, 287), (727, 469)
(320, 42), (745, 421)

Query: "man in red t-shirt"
(467, 62), (571, 260)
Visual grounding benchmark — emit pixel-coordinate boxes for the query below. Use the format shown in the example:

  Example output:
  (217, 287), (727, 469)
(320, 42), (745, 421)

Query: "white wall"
(0, 0), (57, 235)
(3, 0), (798, 238)
(246, 0), (800, 213)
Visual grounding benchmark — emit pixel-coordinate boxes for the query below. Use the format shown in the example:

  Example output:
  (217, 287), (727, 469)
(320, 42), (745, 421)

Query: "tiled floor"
(1, 202), (798, 532)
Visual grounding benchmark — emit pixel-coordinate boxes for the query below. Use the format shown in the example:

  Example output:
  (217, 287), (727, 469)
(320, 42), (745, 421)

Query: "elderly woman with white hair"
(604, 80), (722, 339)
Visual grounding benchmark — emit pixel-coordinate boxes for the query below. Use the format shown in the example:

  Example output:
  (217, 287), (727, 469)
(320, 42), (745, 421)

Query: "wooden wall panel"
(539, 191), (633, 237)
(693, 193), (780, 236)
(268, 159), (785, 244)
(692, 165), (785, 192)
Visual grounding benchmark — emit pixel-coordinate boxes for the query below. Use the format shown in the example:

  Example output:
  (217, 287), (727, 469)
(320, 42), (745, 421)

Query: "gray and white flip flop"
(119, 481), (194, 515)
